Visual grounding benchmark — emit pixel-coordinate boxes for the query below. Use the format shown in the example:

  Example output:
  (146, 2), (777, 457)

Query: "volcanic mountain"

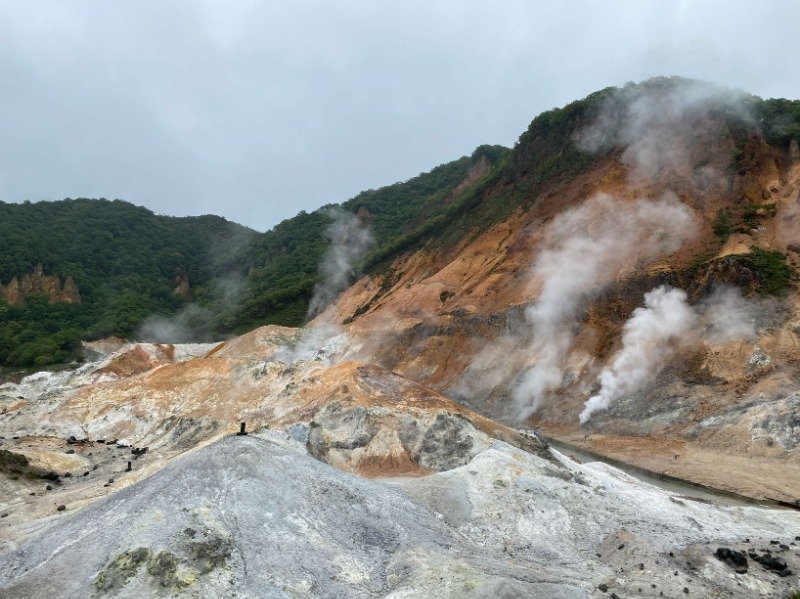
(1, 77), (800, 597)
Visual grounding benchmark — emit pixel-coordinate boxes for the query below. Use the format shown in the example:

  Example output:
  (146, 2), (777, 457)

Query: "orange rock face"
(310, 136), (800, 498)
(0, 265), (81, 305)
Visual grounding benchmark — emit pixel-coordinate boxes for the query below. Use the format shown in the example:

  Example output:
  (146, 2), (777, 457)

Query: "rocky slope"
(0, 330), (547, 545)
(3, 433), (800, 598)
(0, 330), (799, 597)
(315, 79), (800, 504)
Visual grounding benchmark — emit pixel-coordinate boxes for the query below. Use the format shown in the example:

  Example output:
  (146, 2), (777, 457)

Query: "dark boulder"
(714, 547), (748, 574)
(750, 551), (787, 573)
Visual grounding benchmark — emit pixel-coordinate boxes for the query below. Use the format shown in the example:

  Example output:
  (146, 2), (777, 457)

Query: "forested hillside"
(238, 145), (509, 329)
(0, 146), (509, 369)
(0, 199), (254, 368)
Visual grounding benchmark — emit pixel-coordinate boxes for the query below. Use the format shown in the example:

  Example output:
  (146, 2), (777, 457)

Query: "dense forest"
(2, 77), (800, 371)
(0, 199), (254, 369)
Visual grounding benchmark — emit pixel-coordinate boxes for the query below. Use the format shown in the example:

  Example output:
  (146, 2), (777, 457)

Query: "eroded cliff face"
(172, 271), (191, 301)
(332, 151), (798, 382)
(317, 112), (800, 500)
(0, 265), (81, 305)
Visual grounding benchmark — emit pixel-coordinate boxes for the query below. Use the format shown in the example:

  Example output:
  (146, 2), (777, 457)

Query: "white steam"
(513, 192), (698, 419)
(307, 207), (374, 319)
(580, 286), (696, 423)
(138, 304), (211, 344)
(578, 78), (751, 182)
(273, 207), (374, 364)
(777, 194), (800, 249)
(505, 79), (763, 422)
(699, 285), (758, 343)
(580, 285), (758, 423)
(455, 335), (528, 403)
(275, 322), (347, 365)
(136, 227), (257, 343)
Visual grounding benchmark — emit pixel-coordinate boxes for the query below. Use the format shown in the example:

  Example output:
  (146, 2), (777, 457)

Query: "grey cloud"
(1, 1), (798, 230)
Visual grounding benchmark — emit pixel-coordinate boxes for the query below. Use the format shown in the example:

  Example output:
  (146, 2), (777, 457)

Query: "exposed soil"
(538, 422), (800, 504)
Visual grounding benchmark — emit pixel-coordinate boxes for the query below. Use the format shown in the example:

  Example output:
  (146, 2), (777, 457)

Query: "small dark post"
(125, 461), (132, 472)
(237, 422), (248, 436)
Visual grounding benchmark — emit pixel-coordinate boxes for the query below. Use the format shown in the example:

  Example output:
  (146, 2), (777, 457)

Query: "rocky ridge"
(2, 79), (800, 597)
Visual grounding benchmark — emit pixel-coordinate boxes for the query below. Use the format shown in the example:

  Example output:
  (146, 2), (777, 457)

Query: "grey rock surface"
(307, 403), (491, 474)
(1, 433), (799, 598)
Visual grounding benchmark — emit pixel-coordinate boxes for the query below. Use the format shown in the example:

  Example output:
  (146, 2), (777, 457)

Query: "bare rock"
(714, 547), (748, 573)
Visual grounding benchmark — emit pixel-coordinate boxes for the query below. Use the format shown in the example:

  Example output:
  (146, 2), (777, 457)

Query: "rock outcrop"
(0, 265), (80, 305)
(314, 112), (800, 505)
(1, 326), (799, 597)
(172, 271), (190, 301)
(2, 80), (800, 597)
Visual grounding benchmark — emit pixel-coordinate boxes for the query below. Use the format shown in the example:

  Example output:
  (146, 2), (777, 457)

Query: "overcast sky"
(1, 1), (798, 231)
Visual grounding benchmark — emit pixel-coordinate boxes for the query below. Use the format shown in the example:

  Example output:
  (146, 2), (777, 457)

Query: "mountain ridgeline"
(239, 144), (509, 328)
(0, 145), (509, 369)
(1, 77), (799, 370)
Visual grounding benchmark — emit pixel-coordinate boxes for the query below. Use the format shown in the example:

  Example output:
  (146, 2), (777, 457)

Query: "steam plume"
(699, 285), (758, 343)
(138, 304), (215, 344)
(777, 197), (800, 249)
(307, 207), (374, 319)
(578, 78), (751, 182)
(580, 286), (696, 423)
(505, 80), (766, 422)
(137, 227), (256, 343)
(273, 207), (373, 364)
(513, 193), (697, 419)
(580, 285), (759, 423)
